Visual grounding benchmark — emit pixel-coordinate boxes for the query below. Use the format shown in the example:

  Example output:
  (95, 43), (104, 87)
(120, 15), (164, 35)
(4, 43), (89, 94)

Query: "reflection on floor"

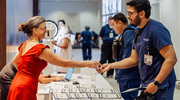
(6, 47), (180, 99)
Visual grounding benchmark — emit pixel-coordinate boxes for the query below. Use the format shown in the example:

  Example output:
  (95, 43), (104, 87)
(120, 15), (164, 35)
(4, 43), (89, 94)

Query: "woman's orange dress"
(7, 43), (49, 100)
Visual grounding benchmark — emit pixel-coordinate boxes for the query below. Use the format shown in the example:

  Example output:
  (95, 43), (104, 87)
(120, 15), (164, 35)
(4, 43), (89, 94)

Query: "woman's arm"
(57, 38), (69, 49)
(38, 75), (64, 84)
(51, 38), (69, 49)
(38, 48), (100, 69)
(97, 50), (139, 73)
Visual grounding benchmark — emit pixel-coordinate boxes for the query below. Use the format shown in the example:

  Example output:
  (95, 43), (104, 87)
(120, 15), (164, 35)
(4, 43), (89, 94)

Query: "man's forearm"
(110, 57), (138, 69)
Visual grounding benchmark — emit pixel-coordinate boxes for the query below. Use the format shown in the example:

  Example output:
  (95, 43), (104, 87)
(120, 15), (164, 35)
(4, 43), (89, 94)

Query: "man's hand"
(97, 63), (111, 73)
(144, 82), (158, 94)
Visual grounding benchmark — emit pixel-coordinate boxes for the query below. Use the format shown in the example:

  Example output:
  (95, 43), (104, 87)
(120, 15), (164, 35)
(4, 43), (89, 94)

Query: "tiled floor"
(6, 46), (180, 99)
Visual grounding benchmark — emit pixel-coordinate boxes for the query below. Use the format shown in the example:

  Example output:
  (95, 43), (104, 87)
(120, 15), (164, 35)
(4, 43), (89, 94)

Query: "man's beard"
(130, 16), (141, 27)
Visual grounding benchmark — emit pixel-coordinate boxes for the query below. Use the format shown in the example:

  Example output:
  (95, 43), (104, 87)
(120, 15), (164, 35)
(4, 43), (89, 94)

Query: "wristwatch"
(154, 81), (160, 87)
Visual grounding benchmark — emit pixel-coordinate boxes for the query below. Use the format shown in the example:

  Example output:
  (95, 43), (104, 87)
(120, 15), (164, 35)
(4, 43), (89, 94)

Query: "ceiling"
(39, 0), (99, 2)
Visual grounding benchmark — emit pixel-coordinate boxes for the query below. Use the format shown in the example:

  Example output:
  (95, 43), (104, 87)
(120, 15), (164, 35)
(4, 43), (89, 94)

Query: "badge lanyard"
(144, 45), (153, 66)
(144, 29), (153, 66)
(109, 30), (114, 38)
(134, 28), (153, 66)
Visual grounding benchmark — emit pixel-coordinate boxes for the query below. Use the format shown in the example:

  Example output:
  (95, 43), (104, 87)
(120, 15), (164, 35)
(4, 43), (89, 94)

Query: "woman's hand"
(86, 61), (101, 69)
(51, 76), (64, 81)
(51, 41), (57, 46)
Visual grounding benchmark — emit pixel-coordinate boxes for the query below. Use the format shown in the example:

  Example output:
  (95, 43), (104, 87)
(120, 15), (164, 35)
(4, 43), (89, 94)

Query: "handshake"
(96, 64), (112, 74)
(87, 61), (112, 74)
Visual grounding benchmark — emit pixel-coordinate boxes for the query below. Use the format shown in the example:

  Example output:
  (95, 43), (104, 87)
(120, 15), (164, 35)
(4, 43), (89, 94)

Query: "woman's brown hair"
(17, 16), (45, 37)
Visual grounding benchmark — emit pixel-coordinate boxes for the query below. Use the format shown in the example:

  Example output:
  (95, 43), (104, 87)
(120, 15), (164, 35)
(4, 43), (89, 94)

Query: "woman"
(52, 20), (72, 73)
(0, 62), (63, 100)
(7, 16), (99, 100)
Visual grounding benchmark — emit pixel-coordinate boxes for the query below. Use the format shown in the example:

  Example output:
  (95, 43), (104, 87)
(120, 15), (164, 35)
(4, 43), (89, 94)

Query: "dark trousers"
(100, 43), (114, 77)
(82, 43), (92, 60)
(155, 83), (175, 100)
(118, 79), (141, 100)
(0, 83), (11, 100)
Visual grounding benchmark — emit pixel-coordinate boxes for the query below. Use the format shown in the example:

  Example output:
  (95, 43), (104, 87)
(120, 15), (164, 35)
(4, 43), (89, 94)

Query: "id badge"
(144, 54), (153, 66)
(109, 33), (113, 38)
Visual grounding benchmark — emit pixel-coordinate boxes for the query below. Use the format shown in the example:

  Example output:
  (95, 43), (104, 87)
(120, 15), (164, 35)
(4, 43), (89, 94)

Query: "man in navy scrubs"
(78, 26), (94, 60)
(98, 0), (177, 100)
(112, 13), (141, 100)
(99, 16), (116, 78)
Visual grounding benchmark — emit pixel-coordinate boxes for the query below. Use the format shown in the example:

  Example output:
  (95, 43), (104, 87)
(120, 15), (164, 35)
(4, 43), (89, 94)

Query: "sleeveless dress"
(54, 33), (72, 73)
(7, 43), (49, 100)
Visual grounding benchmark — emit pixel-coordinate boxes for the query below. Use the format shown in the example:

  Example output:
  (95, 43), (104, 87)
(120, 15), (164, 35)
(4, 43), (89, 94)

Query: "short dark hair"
(112, 13), (128, 25)
(126, 0), (151, 18)
(108, 16), (113, 20)
(85, 26), (90, 30)
(58, 20), (66, 25)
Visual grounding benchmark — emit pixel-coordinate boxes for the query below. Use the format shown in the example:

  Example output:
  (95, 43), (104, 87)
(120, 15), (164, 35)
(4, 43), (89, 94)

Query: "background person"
(7, 16), (100, 100)
(78, 26), (94, 60)
(99, 16), (116, 78)
(98, 0), (177, 100)
(54, 20), (67, 41)
(0, 62), (63, 100)
(112, 13), (141, 100)
(52, 20), (72, 73)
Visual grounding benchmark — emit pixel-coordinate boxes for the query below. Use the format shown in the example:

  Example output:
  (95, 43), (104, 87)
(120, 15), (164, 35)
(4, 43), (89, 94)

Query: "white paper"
(53, 93), (68, 99)
(70, 88), (80, 93)
(77, 84), (96, 88)
(99, 94), (121, 99)
(95, 89), (115, 93)
(61, 88), (70, 93)
(67, 93), (77, 99)
(87, 93), (99, 99)
(76, 93), (88, 99)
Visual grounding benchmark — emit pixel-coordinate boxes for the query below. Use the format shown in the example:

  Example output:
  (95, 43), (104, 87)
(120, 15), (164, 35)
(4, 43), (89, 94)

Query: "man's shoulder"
(102, 24), (109, 28)
(124, 25), (134, 33)
(148, 19), (165, 29)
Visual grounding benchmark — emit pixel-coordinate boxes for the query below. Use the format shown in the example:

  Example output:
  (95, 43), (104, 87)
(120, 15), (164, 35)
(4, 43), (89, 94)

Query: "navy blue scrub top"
(133, 19), (176, 88)
(80, 30), (93, 44)
(115, 25), (140, 81)
(99, 24), (116, 43)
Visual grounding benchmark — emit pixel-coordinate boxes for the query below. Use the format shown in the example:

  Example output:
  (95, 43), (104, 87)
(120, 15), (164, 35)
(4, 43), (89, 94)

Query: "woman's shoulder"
(35, 43), (50, 49)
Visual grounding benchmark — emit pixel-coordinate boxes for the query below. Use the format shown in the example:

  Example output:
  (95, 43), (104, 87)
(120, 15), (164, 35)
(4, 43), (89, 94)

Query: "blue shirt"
(99, 24), (116, 43)
(80, 29), (93, 44)
(115, 25), (140, 81)
(133, 19), (176, 88)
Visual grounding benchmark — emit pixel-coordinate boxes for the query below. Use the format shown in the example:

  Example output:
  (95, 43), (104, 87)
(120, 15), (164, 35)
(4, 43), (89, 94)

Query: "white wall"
(39, 1), (102, 34)
(150, 0), (180, 79)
